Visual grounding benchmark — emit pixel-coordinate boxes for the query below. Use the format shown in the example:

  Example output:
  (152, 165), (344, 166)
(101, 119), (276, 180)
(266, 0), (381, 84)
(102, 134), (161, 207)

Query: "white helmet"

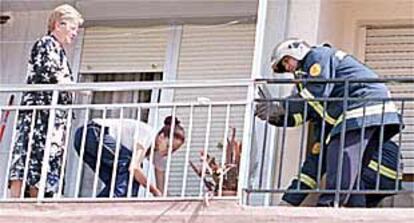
(270, 39), (311, 72)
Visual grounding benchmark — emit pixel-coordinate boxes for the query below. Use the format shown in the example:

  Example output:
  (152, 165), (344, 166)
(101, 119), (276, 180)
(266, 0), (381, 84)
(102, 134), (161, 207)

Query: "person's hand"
(255, 102), (285, 123)
(152, 188), (162, 197)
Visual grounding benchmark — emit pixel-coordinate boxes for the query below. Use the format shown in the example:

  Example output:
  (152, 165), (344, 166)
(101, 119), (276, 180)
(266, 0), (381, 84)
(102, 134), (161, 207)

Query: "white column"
(286, 0), (322, 45)
(240, 0), (290, 206)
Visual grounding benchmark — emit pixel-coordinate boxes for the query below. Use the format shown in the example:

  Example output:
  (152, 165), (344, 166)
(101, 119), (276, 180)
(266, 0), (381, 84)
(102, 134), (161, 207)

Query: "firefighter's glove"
(255, 102), (285, 123)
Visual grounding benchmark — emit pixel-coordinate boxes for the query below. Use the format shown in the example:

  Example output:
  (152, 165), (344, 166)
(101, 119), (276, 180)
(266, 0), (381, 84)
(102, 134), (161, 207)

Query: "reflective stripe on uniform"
(325, 102), (398, 144)
(333, 102), (398, 128)
(368, 160), (402, 180)
(297, 173), (317, 189)
(293, 113), (303, 126)
(335, 50), (347, 61)
(299, 88), (337, 125)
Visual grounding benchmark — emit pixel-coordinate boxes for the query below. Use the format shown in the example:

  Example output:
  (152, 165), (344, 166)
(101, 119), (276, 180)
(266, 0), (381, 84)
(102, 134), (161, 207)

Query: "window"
(80, 72), (162, 122)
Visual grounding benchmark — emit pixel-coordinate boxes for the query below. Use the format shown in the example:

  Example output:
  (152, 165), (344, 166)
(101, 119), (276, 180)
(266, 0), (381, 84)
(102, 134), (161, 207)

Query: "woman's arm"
(130, 143), (162, 196)
(132, 166), (162, 196)
(154, 168), (165, 194)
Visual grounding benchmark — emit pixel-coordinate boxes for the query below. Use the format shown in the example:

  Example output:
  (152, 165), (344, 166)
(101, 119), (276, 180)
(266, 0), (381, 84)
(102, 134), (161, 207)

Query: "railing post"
(38, 90), (59, 201)
(238, 81), (255, 205)
(335, 80), (349, 207)
(3, 107), (20, 199)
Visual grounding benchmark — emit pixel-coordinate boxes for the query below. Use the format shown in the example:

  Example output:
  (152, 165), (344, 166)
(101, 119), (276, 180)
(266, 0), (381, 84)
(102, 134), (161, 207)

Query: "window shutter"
(168, 23), (256, 196)
(364, 25), (414, 174)
(80, 26), (168, 73)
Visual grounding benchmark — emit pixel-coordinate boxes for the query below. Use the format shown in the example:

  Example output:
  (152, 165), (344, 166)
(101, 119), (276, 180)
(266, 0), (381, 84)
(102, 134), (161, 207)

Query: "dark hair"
(274, 62), (286, 73)
(158, 116), (185, 142)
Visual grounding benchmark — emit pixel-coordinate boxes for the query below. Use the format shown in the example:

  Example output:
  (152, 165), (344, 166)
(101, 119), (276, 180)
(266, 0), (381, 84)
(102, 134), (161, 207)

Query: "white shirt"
(92, 118), (166, 170)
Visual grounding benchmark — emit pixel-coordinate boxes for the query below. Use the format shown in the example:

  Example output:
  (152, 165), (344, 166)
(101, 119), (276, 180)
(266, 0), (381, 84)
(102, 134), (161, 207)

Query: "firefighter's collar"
(294, 70), (307, 78)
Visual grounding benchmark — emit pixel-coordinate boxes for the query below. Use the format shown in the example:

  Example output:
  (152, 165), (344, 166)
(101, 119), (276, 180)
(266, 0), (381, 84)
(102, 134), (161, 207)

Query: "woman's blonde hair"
(47, 4), (84, 33)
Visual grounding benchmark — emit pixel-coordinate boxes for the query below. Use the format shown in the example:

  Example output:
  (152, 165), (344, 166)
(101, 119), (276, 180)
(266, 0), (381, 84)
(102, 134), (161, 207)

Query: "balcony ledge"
(0, 199), (413, 223)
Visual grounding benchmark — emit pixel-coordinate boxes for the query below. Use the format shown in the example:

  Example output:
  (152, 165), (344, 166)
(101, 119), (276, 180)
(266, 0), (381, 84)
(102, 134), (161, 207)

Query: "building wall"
(286, 0), (322, 44)
(318, 0), (414, 55)
(0, 10), (50, 196)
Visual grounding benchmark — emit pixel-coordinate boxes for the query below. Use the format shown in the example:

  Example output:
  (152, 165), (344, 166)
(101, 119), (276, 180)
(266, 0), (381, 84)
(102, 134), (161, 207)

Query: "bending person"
(73, 116), (185, 197)
(256, 95), (402, 207)
(265, 38), (402, 206)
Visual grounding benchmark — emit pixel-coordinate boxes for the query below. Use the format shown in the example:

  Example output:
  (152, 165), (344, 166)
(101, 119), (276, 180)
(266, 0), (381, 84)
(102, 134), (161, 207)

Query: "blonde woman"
(9, 4), (83, 198)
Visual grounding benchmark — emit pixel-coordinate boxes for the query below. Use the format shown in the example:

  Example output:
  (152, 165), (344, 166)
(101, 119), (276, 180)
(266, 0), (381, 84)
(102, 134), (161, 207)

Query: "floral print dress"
(9, 34), (74, 195)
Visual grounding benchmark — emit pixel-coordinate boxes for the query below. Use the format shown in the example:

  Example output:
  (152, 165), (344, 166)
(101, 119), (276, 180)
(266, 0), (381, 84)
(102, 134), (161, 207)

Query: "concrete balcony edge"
(0, 199), (414, 223)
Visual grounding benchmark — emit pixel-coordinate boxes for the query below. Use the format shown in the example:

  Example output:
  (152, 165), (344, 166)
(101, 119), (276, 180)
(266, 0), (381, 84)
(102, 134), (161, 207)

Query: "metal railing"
(0, 78), (413, 207)
(0, 79), (253, 202)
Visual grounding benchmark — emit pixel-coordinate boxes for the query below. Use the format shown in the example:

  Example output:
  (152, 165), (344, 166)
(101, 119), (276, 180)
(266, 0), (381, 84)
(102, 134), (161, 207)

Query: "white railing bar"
(180, 104), (194, 197)
(58, 108), (73, 198)
(0, 109), (2, 140)
(199, 104), (212, 197)
(109, 108), (124, 198)
(163, 106), (177, 197)
(0, 101), (248, 111)
(92, 109), (107, 198)
(128, 107), (141, 198)
(218, 104), (231, 197)
(74, 108), (90, 198)
(238, 82), (255, 205)
(145, 106), (158, 198)
(0, 79), (252, 92)
(20, 109), (37, 198)
(38, 90), (59, 201)
(3, 110), (19, 199)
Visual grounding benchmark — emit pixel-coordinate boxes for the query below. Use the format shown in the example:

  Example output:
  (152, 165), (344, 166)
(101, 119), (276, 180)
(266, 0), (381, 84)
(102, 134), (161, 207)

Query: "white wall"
(0, 10), (50, 196)
(286, 0), (322, 44)
(318, 0), (414, 55)
(0, 10), (48, 84)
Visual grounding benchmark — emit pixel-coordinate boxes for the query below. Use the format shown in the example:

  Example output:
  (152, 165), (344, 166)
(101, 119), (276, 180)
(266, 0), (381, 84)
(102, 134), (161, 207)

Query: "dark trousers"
(282, 140), (400, 207)
(317, 128), (379, 207)
(74, 122), (139, 197)
(362, 168), (401, 207)
(282, 152), (326, 206)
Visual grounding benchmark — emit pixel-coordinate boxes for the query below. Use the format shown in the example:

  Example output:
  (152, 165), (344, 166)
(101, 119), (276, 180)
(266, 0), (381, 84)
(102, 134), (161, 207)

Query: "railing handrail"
(0, 100), (249, 110)
(2, 77), (413, 93)
(1, 77), (413, 205)
(0, 79), (253, 92)
(256, 77), (414, 84)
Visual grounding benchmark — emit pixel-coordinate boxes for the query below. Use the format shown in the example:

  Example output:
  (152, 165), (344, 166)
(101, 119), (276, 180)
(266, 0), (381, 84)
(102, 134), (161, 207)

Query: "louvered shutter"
(167, 23), (256, 196)
(80, 26), (168, 73)
(364, 25), (414, 174)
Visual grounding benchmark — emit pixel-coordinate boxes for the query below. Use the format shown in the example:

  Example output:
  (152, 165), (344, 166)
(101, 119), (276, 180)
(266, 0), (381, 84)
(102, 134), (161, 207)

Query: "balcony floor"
(0, 199), (413, 223)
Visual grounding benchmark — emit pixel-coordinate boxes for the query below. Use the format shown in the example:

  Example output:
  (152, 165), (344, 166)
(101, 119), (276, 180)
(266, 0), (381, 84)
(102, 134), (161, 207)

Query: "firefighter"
(257, 38), (403, 206)
(256, 96), (403, 207)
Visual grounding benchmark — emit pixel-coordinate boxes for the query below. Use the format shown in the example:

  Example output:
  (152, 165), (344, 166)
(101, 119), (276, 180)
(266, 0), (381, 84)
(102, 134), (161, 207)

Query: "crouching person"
(73, 116), (185, 197)
(256, 99), (402, 207)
